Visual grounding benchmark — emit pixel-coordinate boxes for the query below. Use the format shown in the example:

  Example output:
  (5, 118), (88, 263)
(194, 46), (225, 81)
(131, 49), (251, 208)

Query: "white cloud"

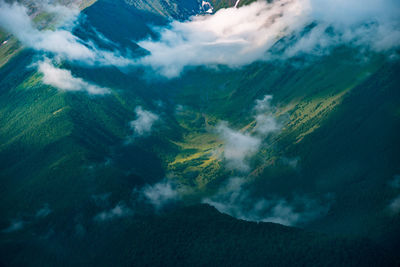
(310, 0), (400, 27)
(137, 0), (309, 77)
(254, 95), (273, 113)
(3, 0), (397, 79)
(129, 106), (159, 136)
(38, 59), (110, 95)
(141, 180), (180, 210)
(216, 95), (280, 171)
(136, 0), (400, 77)
(94, 202), (133, 222)
(207, 95), (315, 225)
(41, 2), (81, 25)
(203, 177), (329, 226)
(255, 114), (280, 135)
(253, 95), (280, 135)
(0, 1), (133, 66)
(216, 122), (261, 171)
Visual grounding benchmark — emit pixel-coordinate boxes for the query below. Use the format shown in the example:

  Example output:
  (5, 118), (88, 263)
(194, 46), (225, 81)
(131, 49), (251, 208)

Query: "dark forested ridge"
(0, 204), (395, 266)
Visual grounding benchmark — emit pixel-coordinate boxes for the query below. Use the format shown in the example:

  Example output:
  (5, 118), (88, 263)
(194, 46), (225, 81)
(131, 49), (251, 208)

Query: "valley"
(0, 0), (399, 265)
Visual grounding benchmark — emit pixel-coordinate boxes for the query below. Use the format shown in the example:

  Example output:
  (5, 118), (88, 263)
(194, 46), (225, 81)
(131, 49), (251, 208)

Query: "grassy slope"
(160, 50), (400, 253)
(0, 49), (183, 221)
(0, 0), (179, 222)
(0, 30), (21, 68)
(165, 49), (385, 187)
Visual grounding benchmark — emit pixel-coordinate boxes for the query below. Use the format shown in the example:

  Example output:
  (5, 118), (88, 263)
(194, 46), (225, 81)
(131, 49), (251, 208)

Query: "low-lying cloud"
(91, 180), (181, 221)
(389, 196), (400, 213)
(2, 219), (25, 233)
(38, 59), (110, 95)
(388, 175), (400, 213)
(3, 0), (397, 79)
(0, 1), (132, 66)
(253, 95), (281, 135)
(129, 106), (159, 136)
(137, 0), (308, 77)
(207, 95), (316, 225)
(217, 122), (261, 172)
(94, 202), (133, 222)
(216, 95), (280, 171)
(203, 177), (329, 226)
(35, 204), (52, 218)
(141, 179), (180, 210)
(137, 0), (400, 77)
(2, 203), (53, 233)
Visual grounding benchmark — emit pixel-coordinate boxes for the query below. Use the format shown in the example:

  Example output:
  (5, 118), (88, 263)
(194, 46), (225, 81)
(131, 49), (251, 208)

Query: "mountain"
(0, 204), (394, 266)
(0, 0), (400, 265)
(124, 0), (202, 18)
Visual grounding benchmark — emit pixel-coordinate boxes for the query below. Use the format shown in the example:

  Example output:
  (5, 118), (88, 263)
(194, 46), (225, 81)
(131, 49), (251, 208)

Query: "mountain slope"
(0, 0), (400, 265)
(0, 204), (395, 266)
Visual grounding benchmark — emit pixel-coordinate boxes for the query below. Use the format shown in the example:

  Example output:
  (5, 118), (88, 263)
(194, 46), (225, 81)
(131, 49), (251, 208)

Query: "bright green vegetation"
(0, 0), (400, 265)
(165, 51), (400, 253)
(0, 29), (21, 68)
(164, 49), (387, 185)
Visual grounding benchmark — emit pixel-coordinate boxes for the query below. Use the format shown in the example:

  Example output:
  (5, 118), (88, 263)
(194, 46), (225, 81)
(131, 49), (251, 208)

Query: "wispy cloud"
(3, 0), (397, 79)
(38, 59), (110, 95)
(91, 179), (181, 218)
(136, 0), (400, 77)
(216, 95), (280, 171)
(388, 175), (400, 213)
(94, 202), (133, 222)
(129, 106), (159, 136)
(216, 122), (261, 172)
(2, 203), (52, 233)
(140, 179), (180, 210)
(0, 1), (133, 66)
(253, 95), (281, 135)
(284, 0), (400, 57)
(206, 95), (319, 225)
(389, 196), (400, 213)
(136, 0), (309, 77)
(2, 219), (25, 233)
(203, 177), (329, 226)
(35, 204), (52, 218)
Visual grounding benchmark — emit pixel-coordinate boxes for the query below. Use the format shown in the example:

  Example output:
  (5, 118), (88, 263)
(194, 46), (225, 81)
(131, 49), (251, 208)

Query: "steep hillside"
(0, 0), (97, 67)
(0, 0), (399, 265)
(124, 0), (202, 19)
(0, 204), (395, 266)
